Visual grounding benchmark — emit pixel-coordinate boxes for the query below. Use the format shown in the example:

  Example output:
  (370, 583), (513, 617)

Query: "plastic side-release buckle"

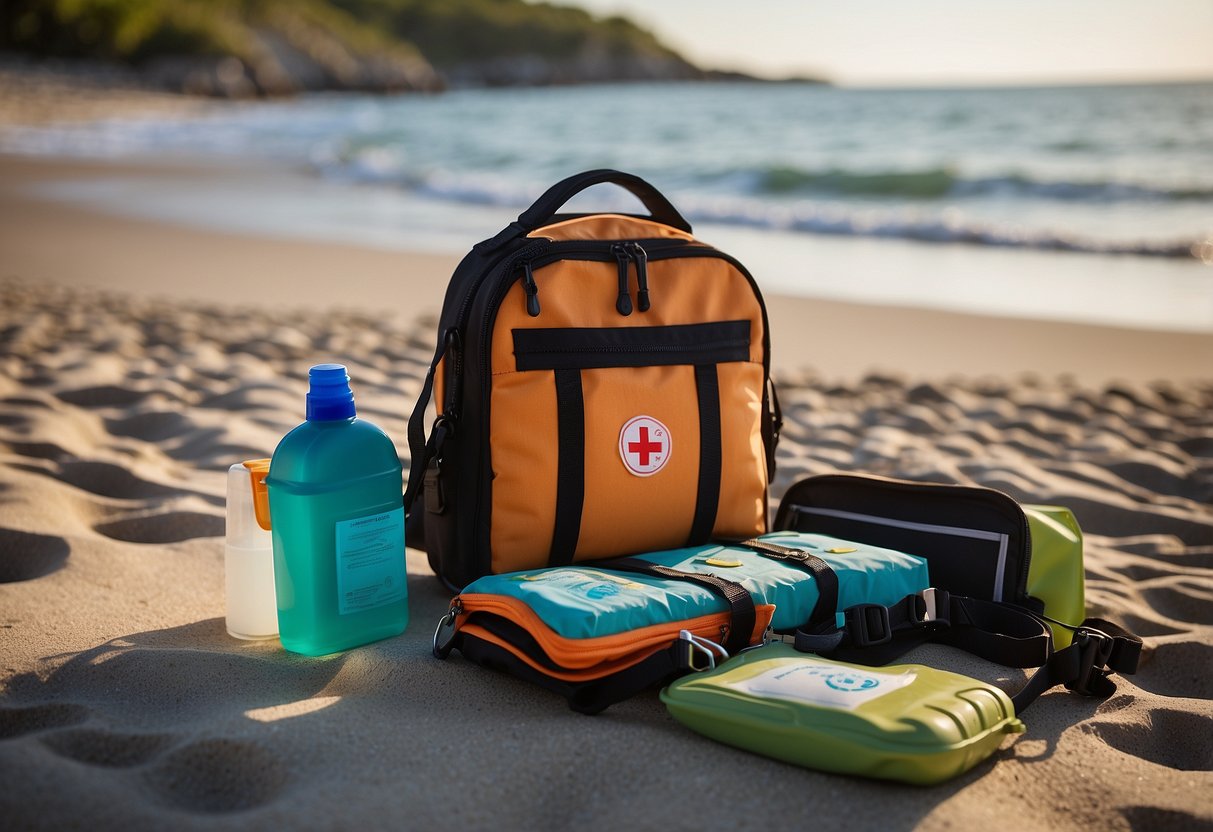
(423, 415), (455, 516)
(910, 587), (950, 629)
(423, 458), (445, 515)
(676, 630), (729, 672)
(1066, 626), (1116, 697)
(844, 604), (893, 647)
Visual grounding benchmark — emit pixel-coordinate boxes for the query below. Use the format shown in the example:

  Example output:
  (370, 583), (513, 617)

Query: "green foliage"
(0, 0), (239, 61)
(329, 0), (677, 67)
(0, 0), (681, 70)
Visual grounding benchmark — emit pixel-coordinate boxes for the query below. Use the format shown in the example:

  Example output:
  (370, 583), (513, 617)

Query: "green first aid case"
(661, 643), (1026, 785)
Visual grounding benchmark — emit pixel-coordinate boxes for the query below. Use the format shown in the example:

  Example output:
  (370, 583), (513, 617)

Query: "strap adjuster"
(844, 604), (893, 647)
(910, 588), (950, 629)
(1067, 627), (1116, 697)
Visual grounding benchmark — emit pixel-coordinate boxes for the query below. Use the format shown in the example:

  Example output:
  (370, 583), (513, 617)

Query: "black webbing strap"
(793, 589), (1141, 714)
(403, 343), (443, 513)
(598, 557), (756, 655)
(687, 364), (722, 546)
(806, 590), (1051, 669)
(548, 368), (585, 566)
(1009, 617), (1142, 712)
(736, 538), (839, 632)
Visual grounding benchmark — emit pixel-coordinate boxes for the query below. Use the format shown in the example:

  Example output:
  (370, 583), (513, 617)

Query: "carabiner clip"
(432, 601), (462, 659)
(678, 629), (729, 672)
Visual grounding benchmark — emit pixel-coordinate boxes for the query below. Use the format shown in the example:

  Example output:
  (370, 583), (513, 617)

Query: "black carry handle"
(519, 169), (692, 233)
(476, 169), (692, 254)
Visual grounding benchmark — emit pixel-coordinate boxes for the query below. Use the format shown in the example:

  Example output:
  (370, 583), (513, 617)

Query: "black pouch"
(774, 473), (1034, 609)
(772, 473), (1142, 708)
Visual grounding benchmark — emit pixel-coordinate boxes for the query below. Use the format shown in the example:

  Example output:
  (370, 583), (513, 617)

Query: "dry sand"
(0, 156), (1211, 831)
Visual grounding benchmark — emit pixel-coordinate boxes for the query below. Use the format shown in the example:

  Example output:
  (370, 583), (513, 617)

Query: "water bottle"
(266, 364), (408, 655)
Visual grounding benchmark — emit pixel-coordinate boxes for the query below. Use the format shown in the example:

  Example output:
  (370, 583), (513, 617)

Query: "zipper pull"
(611, 243), (633, 316)
(521, 261), (540, 317)
(629, 242), (650, 312)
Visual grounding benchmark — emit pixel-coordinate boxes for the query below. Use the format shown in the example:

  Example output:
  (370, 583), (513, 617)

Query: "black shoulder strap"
(793, 588), (1142, 714)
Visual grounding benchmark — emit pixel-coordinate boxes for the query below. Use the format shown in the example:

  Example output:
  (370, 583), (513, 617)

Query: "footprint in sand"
(1132, 641), (1213, 701)
(54, 385), (150, 408)
(104, 410), (193, 442)
(0, 527), (70, 582)
(8, 459), (185, 501)
(94, 510), (223, 544)
(1120, 806), (1213, 832)
(1140, 578), (1213, 627)
(2, 706), (286, 812)
(1084, 708), (1213, 771)
(40, 728), (176, 768)
(0, 703), (89, 739)
(143, 738), (288, 813)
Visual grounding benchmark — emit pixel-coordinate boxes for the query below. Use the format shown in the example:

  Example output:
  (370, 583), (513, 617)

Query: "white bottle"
(225, 460), (279, 640)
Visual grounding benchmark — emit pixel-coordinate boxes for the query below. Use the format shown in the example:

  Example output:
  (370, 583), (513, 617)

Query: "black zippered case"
(773, 473), (1037, 610)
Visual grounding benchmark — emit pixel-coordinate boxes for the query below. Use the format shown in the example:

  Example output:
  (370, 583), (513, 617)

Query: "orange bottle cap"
(242, 459), (272, 531)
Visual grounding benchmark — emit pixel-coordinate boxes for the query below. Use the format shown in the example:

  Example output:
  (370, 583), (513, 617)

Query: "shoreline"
(2, 154), (1211, 386)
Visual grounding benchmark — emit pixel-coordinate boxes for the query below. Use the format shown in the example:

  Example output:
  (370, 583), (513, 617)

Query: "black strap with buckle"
(791, 585), (1141, 714)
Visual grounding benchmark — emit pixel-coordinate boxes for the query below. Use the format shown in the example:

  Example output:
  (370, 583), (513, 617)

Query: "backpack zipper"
(629, 242), (650, 312)
(511, 238), (692, 320)
(611, 243), (633, 316)
(521, 261), (541, 317)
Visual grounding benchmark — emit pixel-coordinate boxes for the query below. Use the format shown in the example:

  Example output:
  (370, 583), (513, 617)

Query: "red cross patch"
(619, 415), (671, 477)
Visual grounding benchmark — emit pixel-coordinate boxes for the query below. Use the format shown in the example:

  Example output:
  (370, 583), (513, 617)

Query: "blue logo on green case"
(824, 673), (880, 692)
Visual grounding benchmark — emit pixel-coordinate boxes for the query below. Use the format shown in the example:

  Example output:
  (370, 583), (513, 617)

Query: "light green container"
(266, 364), (408, 656)
(1024, 505), (1086, 648)
(662, 643), (1025, 785)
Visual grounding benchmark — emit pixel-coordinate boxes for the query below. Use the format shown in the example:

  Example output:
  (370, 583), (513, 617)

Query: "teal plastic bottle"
(266, 364), (408, 656)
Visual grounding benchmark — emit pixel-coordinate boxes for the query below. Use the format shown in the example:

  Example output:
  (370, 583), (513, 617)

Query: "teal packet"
(435, 532), (931, 713)
(460, 531), (929, 639)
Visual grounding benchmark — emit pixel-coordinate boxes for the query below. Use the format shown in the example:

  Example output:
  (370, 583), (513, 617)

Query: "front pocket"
(512, 320), (751, 370)
(490, 320), (765, 573)
(786, 506), (1013, 601)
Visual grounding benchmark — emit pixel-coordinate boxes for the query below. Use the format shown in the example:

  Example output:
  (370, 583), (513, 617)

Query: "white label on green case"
(724, 662), (915, 710)
(334, 507), (406, 615)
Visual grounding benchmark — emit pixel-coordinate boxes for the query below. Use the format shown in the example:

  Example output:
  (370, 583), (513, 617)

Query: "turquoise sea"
(5, 81), (1212, 330)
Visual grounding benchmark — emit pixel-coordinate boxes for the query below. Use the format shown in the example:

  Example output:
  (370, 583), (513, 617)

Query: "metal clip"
(432, 601), (462, 659)
(679, 629), (729, 672)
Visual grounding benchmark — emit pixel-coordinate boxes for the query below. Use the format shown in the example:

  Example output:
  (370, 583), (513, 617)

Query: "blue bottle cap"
(306, 363), (357, 421)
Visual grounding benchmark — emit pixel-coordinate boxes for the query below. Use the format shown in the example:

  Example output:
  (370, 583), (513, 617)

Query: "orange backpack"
(404, 170), (781, 589)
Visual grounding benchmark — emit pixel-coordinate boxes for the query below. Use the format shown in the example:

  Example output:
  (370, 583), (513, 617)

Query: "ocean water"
(5, 81), (1212, 329)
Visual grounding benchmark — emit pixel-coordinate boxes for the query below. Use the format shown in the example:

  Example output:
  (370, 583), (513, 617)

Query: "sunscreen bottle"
(265, 364), (408, 655)
(224, 460), (278, 640)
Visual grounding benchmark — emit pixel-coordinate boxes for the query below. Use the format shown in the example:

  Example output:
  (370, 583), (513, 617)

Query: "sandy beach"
(1, 151), (1211, 831)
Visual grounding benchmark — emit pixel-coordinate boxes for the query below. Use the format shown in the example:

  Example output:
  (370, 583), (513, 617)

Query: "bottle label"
(334, 507), (407, 615)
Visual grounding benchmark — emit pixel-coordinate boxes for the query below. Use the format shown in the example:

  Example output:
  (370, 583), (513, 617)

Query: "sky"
(566, 0), (1213, 87)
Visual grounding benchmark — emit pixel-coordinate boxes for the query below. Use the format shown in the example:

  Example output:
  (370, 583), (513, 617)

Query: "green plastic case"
(661, 643), (1025, 785)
